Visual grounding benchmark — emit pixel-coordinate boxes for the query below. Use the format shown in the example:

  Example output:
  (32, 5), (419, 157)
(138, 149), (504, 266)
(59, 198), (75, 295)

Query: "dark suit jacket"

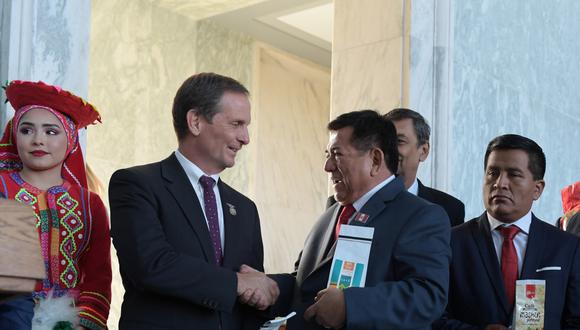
(417, 180), (464, 226)
(567, 214), (580, 237)
(434, 213), (580, 329)
(291, 177), (451, 330)
(325, 178), (465, 227)
(109, 154), (265, 330)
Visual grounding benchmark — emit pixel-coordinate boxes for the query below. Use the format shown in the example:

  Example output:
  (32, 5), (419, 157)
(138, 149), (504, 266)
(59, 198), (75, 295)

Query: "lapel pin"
(226, 203), (237, 216)
(353, 212), (369, 224)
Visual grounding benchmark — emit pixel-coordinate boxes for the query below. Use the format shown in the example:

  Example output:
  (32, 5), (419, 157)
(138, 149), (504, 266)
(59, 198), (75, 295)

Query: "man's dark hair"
(484, 134), (546, 180)
(383, 108), (431, 146)
(172, 72), (249, 140)
(328, 110), (399, 174)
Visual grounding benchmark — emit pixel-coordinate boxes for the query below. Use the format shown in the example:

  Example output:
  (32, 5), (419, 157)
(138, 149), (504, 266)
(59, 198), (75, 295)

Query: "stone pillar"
(331, 0), (410, 119)
(0, 0), (91, 139)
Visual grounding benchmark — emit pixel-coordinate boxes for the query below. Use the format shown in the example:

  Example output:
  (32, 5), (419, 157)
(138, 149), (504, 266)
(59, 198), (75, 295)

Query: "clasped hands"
(236, 264), (279, 310)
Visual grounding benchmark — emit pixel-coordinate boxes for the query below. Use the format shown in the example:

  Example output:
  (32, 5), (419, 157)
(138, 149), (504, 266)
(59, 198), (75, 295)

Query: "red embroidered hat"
(5, 80), (101, 129)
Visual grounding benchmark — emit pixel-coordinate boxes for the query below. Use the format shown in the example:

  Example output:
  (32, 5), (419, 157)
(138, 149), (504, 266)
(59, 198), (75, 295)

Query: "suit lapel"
(306, 205), (341, 278)
(417, 179), (430, 200)
(161, 154), (216, 264)
(521, 216), (545, 278)
(356, 177), (404, 227)
(307, 177), (404, 279)
(472, 214), (510, 314)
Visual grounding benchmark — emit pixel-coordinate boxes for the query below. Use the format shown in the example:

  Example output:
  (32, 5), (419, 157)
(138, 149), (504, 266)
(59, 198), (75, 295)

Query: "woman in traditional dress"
(0, 80), (111, 330)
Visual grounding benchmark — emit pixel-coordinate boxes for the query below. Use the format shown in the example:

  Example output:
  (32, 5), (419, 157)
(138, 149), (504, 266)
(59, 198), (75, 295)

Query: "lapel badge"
(353, 212), (369, 224)
(226, 203), (237, 216)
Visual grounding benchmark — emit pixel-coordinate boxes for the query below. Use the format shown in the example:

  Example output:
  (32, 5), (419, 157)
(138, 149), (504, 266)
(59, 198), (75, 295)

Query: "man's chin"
(488, 208), (518, 223)
(334, 194), (350, 205)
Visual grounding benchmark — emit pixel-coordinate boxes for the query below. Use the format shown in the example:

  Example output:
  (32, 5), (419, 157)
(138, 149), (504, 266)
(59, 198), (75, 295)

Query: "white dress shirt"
(487, 210), (532, 276)
(175, 150), (225, 252)
(407, 178), (419, 196)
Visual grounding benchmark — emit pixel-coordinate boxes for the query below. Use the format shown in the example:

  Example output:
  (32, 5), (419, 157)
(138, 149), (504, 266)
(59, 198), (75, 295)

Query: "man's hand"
(304, 287), (346, 329)
(236, 264), (279, 310)
(484, 325), (509, 330)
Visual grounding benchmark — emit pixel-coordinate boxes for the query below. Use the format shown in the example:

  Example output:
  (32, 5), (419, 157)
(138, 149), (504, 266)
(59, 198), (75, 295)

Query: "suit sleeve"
(108, 168), (238, 313)
(343, 204), (451, 329)
(454, 201), (466, 226)
(563, 237), (580, 329)
(432, 312), (481, 330)
(77, 193), (112, 330)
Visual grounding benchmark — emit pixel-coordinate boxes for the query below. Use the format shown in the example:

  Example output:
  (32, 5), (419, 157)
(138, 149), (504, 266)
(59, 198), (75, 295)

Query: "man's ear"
(419, 142), (430, 162)
(186, 109), (202, 136)
(533, 179), (546, 200)
(370, 148), (385, 176)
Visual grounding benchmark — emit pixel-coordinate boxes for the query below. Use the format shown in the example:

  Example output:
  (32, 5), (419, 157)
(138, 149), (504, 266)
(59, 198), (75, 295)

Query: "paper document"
(327, 225), (374, 289)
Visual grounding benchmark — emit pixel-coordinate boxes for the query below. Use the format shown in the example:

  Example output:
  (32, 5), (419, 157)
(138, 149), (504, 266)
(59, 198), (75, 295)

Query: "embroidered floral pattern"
(57, 192), (82, 288)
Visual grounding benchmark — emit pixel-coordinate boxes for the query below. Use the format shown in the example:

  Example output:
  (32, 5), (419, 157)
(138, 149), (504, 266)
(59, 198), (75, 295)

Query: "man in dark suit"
(384, 108), (464, 226)
(109, 73), (279, 329)
(434, 134), (580, 329)
(289, 110), (451, 329)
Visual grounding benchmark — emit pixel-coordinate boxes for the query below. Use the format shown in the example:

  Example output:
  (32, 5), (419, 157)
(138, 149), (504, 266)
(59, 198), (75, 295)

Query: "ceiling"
(151, 0), (333, 67)
(149, 0), (270, 21)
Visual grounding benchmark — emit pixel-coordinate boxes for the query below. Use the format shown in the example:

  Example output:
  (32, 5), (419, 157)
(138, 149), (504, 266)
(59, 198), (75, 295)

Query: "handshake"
(236, 264), (280, 310)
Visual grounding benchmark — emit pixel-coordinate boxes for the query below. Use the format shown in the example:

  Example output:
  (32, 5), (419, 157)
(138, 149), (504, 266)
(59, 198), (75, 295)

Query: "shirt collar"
(487, 209), (532, 234)
(352, 175), (396, 211)
(407, 178), (419, 196)
(174, 150), (220, 184)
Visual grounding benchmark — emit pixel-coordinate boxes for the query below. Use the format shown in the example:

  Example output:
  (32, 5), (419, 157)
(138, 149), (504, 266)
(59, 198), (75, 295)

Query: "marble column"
(0, 0), (91, 144)
(409, 0), (580, 221)
(331, 0), (411, 119)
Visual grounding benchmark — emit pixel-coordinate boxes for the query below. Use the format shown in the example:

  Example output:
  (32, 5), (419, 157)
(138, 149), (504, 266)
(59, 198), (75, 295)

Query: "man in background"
(435, 134), (580, 329)
(383, 108), (465, 226)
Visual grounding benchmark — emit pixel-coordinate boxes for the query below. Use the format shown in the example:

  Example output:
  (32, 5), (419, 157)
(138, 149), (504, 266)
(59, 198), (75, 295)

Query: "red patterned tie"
(499, 226), (520, 308)
(335, 204), (355, 240)
(199, 176), (223, 265)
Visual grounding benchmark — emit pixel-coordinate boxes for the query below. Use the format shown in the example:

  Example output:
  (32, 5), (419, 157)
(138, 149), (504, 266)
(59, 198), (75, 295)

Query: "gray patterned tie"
(199, 175), (223, 265)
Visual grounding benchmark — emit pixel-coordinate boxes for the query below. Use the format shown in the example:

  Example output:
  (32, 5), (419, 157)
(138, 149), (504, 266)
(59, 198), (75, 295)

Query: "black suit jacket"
(292, 177), (451, 329)
(109, 154), (265, 330)
(434, 213), (580, 329)
(417, 180), (464, 226)
(325, 178), (465, 227)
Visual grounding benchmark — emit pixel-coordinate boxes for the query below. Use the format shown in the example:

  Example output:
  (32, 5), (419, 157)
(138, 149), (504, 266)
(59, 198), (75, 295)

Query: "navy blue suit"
(434, 213), (580, 329)
(290, 177), (451, 330)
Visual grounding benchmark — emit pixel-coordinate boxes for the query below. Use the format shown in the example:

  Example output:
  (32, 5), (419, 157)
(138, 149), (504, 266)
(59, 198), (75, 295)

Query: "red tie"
(499, 226), (520, 308)
(335, 204), (355, 240)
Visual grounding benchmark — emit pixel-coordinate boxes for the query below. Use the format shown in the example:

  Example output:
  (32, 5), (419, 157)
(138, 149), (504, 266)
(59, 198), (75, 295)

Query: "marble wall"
(89, 2), (199, 326)
(253, 44), (330, 273)
(451, 1), (580, 221)
(410, 1), (580, 222)
(331, 0), (410, 117)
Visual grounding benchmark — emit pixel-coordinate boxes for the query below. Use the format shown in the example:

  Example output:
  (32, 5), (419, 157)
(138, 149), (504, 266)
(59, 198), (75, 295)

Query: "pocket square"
(536, 266), (561, 272)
